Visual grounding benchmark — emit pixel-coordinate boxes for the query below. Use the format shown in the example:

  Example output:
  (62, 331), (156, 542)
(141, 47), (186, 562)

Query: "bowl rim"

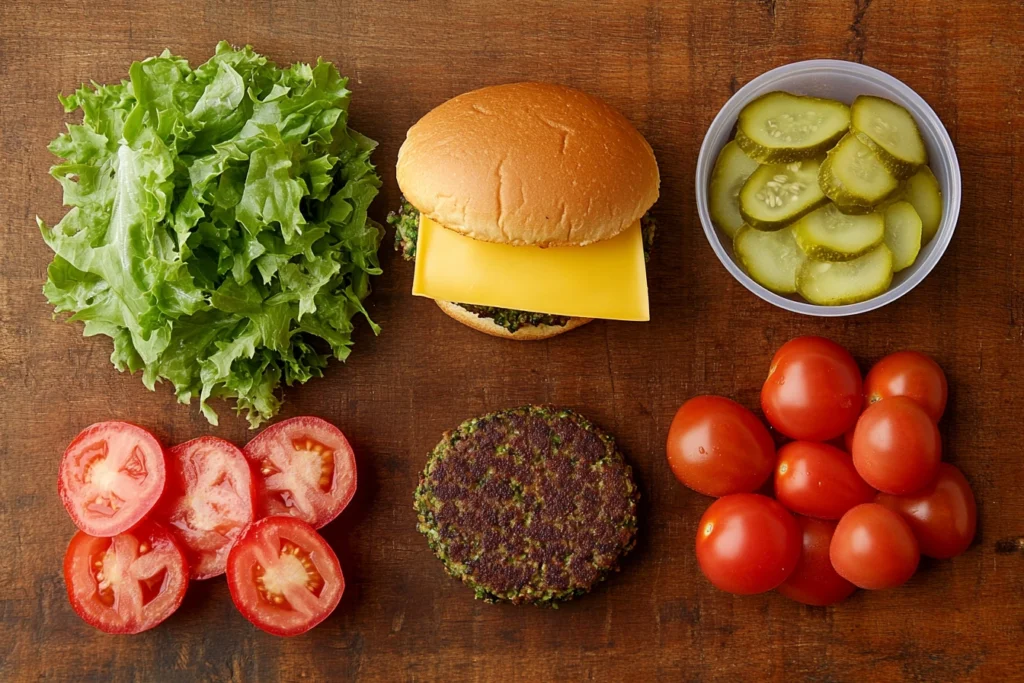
(695, 59), (961, 318)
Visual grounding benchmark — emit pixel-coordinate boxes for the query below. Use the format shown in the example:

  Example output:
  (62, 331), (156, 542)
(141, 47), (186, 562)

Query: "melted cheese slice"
(412, 215), (650, 321)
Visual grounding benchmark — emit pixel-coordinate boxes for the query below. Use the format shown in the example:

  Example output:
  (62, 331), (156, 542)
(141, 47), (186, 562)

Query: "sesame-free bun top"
(396, 82), (660, 247)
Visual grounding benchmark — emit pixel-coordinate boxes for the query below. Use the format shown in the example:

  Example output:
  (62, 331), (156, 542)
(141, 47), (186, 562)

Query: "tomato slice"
(243, 417), (357, 528)
(155, 437), (256, 580)
(63, 522), (189, 634)
(59, 421), (167, 537)
(226, 516), (344, 636)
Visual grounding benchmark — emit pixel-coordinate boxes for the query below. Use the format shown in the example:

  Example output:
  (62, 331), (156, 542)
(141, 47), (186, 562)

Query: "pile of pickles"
(710, 92), (943, 306)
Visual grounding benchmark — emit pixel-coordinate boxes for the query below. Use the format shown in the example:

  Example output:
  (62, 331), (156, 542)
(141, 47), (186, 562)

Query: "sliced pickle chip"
(709, 141), (760, 238)
(739, 159), (826, 230)
(900, 166), (943, 243)
(852, 95), (927, 178)
(736, 92), (851, 163)
(819, 133), (899, 211)
(883, 201), (923, 272)
(791, 203), (884, 261)
(734, 225), (806, 294)
(797, 244), (894, 306)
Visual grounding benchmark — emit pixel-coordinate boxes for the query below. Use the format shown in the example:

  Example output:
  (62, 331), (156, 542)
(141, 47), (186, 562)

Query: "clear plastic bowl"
(695, 60), (961, 317)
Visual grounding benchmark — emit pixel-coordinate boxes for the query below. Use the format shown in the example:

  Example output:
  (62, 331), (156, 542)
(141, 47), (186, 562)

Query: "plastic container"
(695, 60), (961, 317)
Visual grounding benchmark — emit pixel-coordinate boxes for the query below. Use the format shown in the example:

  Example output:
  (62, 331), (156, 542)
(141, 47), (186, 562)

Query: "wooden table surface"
(2, 1), (1022, 680)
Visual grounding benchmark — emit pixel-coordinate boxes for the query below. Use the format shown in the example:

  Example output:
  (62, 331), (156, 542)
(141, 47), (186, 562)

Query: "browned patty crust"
(414, 406), (639, 606)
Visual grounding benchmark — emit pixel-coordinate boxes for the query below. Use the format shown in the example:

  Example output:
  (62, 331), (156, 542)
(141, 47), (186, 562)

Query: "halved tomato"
(59, 422), (167, 537)
(63, 522), (189, 634)
(226, 516), (344, 636)
(155, 437), (256, 580)
(243, 417), (357, 529)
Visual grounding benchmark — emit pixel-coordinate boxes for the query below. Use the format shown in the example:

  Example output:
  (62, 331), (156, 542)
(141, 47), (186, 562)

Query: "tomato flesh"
(59, 421), (167, 537)
(666, 395), (776, 497)
(777, 516), (856, 606)
(875, 463), (976, 559)
(244, 417), (357, 529)
(852, 397), (941, 495)
(865, 350), (948, 422)
(830, 503), (919, 590)
(226, 516), (344, 636)
(774, 441), (875, 519)
(695, 493), (801, 595)
(761, 336), (863, 442)
(156, 437), (256, 580)
(64, 522), (188, 634)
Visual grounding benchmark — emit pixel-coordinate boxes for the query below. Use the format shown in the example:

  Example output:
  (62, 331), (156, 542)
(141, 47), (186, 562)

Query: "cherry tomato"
(875, 463), (976, 559)
(695, 493), (801, 595)
(666, 395), (776, 497)
(155, 437), (256, 580)
(830, 503), (919, 590)
(59, 421), (167, 537)
(776, 516), (856, 606)
(226, 516), (344, 636)
(865, 350), (947, 422)
(761, 337), (863, 442)
(64, 522), (189, 634)
(852, 397), (941, 495)
(774, 442), (875, 519)
(244, 417), (357, 529)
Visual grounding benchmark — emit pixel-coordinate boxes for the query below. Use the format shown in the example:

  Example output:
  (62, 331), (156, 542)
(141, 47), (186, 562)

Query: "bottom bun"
(435, 301), (592, 341)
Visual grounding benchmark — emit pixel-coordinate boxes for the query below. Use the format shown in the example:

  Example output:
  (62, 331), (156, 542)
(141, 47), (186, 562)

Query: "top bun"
(396, 82), (659, 247)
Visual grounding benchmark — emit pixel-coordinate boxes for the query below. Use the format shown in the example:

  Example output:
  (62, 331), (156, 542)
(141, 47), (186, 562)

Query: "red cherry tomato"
(830, 503), (919, 590)
(852, 397), (941, 495)
(774, 442), (875, 519)
(58, 421), (167, 537)
(155, 437), (256, 580)
(875, 463), (976, 559)
(776, 516), (856, 606)
(64, 522), (189, 634)
(761, 337), (863, 442)
(865, 350), (947, 422)
(695, 493), (801, 595)
(666, 396), (776, 497)
(226, 516), (344, 636)
(244, 417), (357, 529)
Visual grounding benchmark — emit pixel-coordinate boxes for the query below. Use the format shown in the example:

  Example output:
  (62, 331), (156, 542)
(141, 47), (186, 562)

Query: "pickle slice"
(791, 203), (884, 261)
(901, 166), (943, 243)
(818, 133), (899, 211)
(852, 96), (927, 178)
(797, 244), (894, 306)
(736, 92), (851, 163)
(739, 159), (826, 230)
(883, 201), (923, 272)
(709, 141), (760, 238)
(734, 225), (806, 294)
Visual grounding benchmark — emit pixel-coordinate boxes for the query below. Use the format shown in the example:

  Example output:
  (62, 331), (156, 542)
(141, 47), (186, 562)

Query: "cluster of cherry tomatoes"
(58, 417), (356, 635)
(667, 336), (976, 605)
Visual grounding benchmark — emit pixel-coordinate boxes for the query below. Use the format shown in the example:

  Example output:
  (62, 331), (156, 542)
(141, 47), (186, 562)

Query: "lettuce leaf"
(39, 42), (383, 427)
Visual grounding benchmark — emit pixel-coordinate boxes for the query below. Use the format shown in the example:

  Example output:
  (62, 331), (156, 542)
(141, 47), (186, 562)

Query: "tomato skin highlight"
(226, 516), (344, 637)
(852, 397), (941, 495)
(243, 416), (357, 529)
(155, 437), (256, 580)
(774, 442), (875, 519)
(865, 350), (948, 422)
(830, 503), (920, 590)
(695, 493), (801, 595)
(63, 522), (189, 634)
(666, 395), (776, 497)
(875, 463), (976, 559)
(776, 516), (856, 606)
(761, 336), (863, 442)
(58, 421), (167, 538)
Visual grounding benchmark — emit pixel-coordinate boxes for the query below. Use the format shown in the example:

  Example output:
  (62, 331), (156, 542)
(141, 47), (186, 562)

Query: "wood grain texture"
(1, 0), (1022, 680)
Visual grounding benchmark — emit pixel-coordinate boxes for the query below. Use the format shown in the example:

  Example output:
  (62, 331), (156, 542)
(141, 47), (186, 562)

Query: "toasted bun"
(397, 82), (659, 247)
(435, 301), (592, 340)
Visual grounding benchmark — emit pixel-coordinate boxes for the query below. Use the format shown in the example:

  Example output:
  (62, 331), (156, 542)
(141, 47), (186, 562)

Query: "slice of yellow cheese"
(412, 215), (650, 321)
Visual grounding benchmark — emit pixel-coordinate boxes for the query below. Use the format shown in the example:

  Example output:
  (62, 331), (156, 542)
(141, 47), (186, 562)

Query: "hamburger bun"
(397, 82), (659, 247)
(435, 301), (592, 341)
